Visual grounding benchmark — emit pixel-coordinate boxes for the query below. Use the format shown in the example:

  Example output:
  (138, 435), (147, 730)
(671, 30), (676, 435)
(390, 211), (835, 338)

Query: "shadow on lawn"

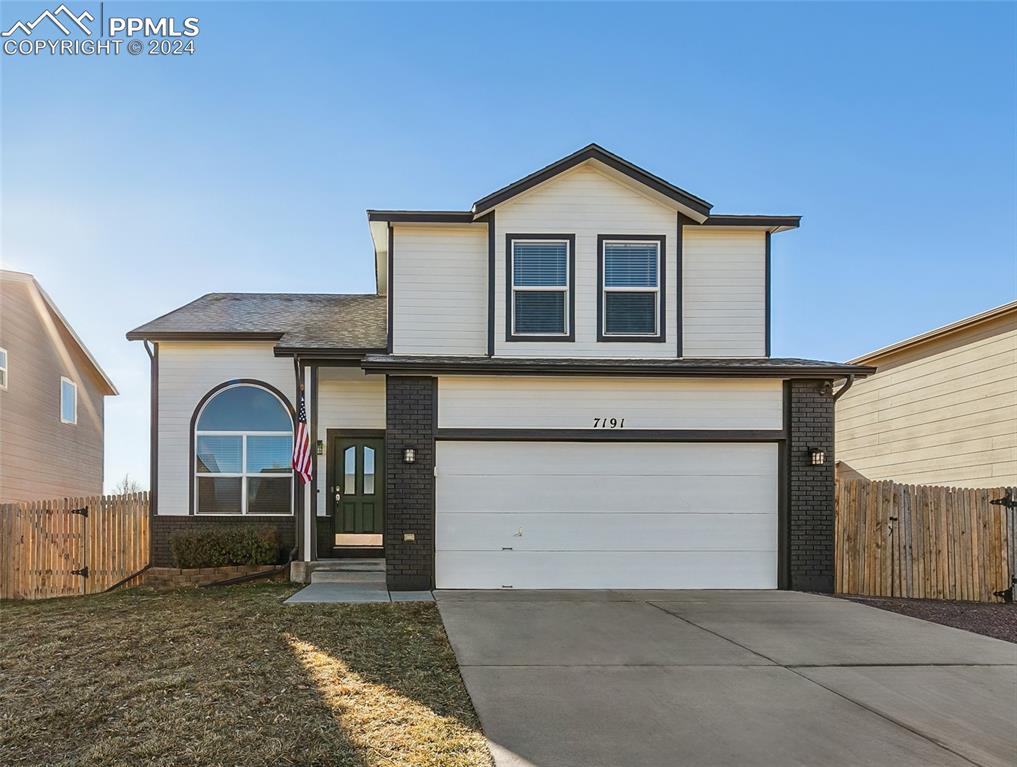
(0, 586), (490, 767)
(272, 595), (491, 766)
(280, 600), (487, 731)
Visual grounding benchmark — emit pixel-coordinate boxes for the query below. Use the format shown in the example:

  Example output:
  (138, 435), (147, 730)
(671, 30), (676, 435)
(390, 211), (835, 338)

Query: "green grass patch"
(0, 584), (491, 767)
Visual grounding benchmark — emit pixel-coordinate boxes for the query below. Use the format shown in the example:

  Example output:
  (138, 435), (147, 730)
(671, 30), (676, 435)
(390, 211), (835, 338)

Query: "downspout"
(832, 374), (855, 402)
(144, 340), (158, 517)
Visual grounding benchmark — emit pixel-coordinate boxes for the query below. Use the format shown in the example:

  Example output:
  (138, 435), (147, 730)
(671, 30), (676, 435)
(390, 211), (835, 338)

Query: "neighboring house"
(0, 270), (118, 501)
(836, 300), (1017, 489)
(127, 144), (872, 591)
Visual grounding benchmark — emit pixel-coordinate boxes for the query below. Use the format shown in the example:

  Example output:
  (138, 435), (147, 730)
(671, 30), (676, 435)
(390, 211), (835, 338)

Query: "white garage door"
(435, 441), (778, 589)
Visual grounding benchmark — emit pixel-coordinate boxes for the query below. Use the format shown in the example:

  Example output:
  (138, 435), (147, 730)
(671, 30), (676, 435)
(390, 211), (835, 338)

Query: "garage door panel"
(437, 474), (775, 514)
(437, 441), (777, 476)
(435, 441), (779, 589)
(436, 551), (778, 590)
(436, 511), (777, 552)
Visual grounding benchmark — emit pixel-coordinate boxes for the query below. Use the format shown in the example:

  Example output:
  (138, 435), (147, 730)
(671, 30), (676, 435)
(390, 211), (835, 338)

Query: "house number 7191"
(593, 417), (625, 428)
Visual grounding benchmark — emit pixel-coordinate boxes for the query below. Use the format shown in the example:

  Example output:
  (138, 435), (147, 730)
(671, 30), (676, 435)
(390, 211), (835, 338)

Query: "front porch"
(294, 363), (434, 592)
(286, 558), (433, 603)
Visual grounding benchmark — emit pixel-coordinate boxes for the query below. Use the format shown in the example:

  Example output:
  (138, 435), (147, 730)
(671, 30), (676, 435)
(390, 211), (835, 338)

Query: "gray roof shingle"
(126, 293), (387, 351)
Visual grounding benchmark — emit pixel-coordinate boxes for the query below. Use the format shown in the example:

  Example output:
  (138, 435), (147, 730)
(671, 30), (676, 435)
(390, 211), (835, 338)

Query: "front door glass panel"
(332, 438), (384, 548)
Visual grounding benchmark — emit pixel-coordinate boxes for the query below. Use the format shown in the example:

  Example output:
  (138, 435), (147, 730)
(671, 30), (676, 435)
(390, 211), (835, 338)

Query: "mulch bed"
(843, 595), (1017, 643)
(0, 584), (492, 767)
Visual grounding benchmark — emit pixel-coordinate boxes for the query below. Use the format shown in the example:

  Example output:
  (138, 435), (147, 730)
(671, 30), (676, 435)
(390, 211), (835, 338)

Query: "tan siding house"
(836, 301), (1017, 488)
(0, 271), (117, 501)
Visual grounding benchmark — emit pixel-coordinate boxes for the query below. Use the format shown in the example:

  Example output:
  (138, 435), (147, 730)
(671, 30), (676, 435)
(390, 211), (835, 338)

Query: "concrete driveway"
(436, 590), (1017, 767)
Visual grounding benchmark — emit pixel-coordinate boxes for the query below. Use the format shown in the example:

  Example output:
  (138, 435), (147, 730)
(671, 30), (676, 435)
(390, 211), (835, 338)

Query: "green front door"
(332, 437), (384, 547)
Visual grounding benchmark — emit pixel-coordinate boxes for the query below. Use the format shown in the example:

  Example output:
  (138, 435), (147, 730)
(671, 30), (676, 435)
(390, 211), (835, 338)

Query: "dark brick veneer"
(788, 379), (836, 592)
(384, 376), (436, 590)
(150, 515), (295, 567)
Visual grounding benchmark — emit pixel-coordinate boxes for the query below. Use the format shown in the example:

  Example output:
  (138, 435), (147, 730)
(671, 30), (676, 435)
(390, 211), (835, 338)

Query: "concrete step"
(311, 570), (386, 584)
(312, 559), (385, 573)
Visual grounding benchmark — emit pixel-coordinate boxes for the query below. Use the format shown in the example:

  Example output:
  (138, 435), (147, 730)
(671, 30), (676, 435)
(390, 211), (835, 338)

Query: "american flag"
(292, 390), (312, 484)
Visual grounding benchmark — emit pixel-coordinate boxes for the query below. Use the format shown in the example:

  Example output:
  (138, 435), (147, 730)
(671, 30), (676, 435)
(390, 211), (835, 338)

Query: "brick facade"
(787, 379), (836, 592)
(383, 376), (436, 590)
(150, 515), (295, 567)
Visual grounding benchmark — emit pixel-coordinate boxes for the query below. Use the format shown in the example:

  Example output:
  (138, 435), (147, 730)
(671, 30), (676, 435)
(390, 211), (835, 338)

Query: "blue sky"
(2, 1), (1015, 490)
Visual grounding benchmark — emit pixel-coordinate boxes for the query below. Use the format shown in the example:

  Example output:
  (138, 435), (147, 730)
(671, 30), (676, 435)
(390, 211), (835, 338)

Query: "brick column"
(384, 376), (436, 590)
(788, 379), (836, 592)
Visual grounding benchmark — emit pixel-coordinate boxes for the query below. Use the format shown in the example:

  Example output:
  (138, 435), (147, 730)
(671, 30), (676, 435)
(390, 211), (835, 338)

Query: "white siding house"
(130, 144), (869, 592)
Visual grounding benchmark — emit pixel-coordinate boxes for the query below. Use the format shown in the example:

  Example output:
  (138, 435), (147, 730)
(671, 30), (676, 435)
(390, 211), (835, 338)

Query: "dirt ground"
(844, 595), (1017, 643)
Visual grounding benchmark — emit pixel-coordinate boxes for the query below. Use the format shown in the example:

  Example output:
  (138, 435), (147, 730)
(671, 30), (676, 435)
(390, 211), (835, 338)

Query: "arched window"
(194, 383), (293, 515)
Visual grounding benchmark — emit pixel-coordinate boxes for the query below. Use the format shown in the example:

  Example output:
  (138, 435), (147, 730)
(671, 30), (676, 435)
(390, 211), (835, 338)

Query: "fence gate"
(0, 492), (149, 600)
(835, 479), (1016, 602)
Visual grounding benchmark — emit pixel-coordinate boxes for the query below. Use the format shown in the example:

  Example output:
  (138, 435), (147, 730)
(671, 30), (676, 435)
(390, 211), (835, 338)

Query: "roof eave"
(24, 276), (119, 395)
(125, 331), (285, 342)
(366, 210), (477, 224)
(273, 346), (387, 359)
(849, 300), (1017, 364)
(702, 215), (802, 233)
(361, 356), (874, 379)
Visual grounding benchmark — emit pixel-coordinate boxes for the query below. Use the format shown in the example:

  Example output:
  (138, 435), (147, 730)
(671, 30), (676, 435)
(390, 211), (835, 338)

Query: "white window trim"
(0, 347), (7, 390)
(601, 239), (662, 338)
(60, 376), (77, 424)
(193, 384), (295, 516)
(511, 238), (570, 337)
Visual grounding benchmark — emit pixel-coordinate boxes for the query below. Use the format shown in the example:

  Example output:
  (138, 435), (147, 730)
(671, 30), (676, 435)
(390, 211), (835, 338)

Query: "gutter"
(361, 359), (876, 379)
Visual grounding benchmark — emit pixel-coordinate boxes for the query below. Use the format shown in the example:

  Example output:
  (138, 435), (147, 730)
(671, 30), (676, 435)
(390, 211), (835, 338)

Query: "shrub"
(169, 527), (280, 569)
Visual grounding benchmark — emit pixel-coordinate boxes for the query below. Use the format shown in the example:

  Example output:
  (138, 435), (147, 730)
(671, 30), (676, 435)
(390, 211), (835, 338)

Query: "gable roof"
(126, 293), (388, 354)
(471, 143), (713, 220)
(850, 300), (1017, 364)
(0, 270), (118, 395)
(364, 145), (800, 233)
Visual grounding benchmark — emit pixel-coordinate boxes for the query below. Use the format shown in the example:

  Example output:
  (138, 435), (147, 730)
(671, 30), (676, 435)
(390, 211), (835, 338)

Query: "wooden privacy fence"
(1, 492), (150, 601)
(836, 479), (1016, 602)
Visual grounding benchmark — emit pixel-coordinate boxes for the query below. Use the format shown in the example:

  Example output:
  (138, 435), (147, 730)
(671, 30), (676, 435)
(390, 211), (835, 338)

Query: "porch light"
(809, 447), (826, 466)
(403, 447), (416, 464)
(315, 440), (324, 456)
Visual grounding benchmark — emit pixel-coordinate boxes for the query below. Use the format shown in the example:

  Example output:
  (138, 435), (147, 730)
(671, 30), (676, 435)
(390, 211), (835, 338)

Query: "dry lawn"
(0, 584), (492, 767)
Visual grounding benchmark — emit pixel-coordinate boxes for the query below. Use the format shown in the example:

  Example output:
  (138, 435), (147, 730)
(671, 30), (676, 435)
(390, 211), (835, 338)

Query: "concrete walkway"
(284, 582), (433, 603)
(436, 590), (1017, 767)
(284, 560), (432, 604)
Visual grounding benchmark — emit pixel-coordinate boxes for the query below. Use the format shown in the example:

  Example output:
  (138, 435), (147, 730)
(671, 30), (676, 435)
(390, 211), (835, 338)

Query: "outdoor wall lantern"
(809, 447), (826, 466)
(403, 447), (417, 464)
(315, 440), (324, 456)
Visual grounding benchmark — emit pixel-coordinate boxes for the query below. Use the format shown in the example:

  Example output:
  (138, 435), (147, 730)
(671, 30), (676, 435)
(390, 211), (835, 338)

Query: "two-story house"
(1, 270), (118, 501)
(127, 145), (873, 592)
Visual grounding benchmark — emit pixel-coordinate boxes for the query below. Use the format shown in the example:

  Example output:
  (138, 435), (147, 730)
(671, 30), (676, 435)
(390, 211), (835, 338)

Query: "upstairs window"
(60, 377), (77, 424)
(508, 235), (575, 340)
(194, 383), (293, 515)
(0, 348), (6, 389)
(599, 236), (665, 340)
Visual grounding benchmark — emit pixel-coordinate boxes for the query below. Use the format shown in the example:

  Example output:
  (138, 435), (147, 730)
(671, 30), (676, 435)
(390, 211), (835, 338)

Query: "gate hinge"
(989, 491), (1017, 510)
(71, 566), (89, 578)
(70, 506), (89, 517)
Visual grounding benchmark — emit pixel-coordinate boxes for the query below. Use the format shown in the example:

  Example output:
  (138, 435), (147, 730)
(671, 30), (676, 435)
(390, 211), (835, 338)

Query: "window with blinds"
(602, 240), (661, 336)
(511, 239), (569, 335)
